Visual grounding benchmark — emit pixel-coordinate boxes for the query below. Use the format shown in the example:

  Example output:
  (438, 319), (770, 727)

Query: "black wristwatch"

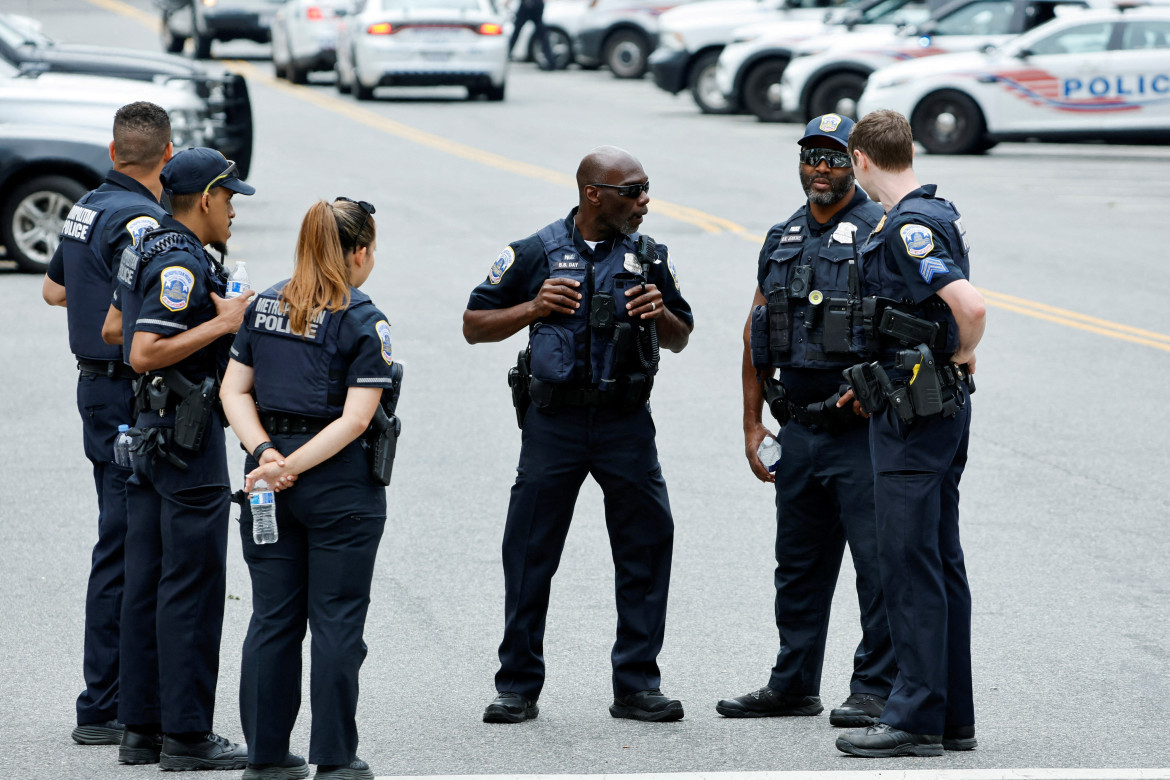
(252, 441), (276, 461)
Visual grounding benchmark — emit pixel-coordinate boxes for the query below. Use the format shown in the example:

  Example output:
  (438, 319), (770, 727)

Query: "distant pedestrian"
(508, 0), (557, 70)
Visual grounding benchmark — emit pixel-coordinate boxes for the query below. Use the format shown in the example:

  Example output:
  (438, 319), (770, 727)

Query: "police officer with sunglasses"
(464, 146), (693, 724)
(717, 114), (896, 728)
(111, 147), (255, 770)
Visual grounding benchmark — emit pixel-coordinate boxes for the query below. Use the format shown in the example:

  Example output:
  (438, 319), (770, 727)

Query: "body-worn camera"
(590, 291), (616, 330)
(788, 265), (813, 300)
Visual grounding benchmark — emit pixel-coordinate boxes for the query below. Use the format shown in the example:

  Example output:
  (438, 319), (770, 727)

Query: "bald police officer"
(42, 101), (172, 747)
(464, 146), (694, 723)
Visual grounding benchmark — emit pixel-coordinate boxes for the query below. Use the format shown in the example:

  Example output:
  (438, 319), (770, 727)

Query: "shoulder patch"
(488, 246), (515, 285)
(667, 252), (680, 291)
(375, 320), (393, 365)
(900, 224), (934, 259)
(125, 216), (160, 248)
(59, 202), (103, 243)
(159, 266), (194, 312)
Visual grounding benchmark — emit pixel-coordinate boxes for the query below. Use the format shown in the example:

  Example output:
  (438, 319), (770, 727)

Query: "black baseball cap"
(798, 113), (855, 150)
(161, 147), (256, 196)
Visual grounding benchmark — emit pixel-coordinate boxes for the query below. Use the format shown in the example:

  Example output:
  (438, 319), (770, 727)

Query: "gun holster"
(365, 362), (404, 486)
(167, 369), (217, 451)
(508, 350), (532, 428)
(761, 376), (790, 426)
(841, 362), (886, 417)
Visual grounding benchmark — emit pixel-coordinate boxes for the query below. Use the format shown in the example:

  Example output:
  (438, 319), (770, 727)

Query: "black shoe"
(314, 758), (373, 780)
(610, 688), (684, 722)
(835, 722), (943, 757)
(118, 728), (163, 765)
(829, 692), (886, 727)
(716, 687), (823, 718)
(159, 732), (248, 771)
(944, 724), (977, 751)
(483, 692), (539, 723)
(72, 718), (124, 745)
(243, 753), (310, 780)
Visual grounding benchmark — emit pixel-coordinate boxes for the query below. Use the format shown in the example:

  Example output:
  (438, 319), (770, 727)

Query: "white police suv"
(858, 3), (1170, 152)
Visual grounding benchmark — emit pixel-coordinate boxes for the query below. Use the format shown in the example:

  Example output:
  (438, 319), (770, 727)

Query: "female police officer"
(220, 198), (397, 780)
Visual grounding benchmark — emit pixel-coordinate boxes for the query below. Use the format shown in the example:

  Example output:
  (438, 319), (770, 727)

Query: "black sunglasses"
(335, 196), (376, 244)
(202, 160), (238, 196)
(589, 181), (650, 198)
(800, 148), (852, 169)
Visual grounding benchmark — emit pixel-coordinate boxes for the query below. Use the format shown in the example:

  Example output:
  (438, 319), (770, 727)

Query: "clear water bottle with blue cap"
(114, 425), (133, 468)
(249, 478), (277, 545)
(756, 435), (781, 473)
(225, 261), (250, 299)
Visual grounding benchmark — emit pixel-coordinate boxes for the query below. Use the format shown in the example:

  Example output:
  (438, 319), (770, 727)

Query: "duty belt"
(77, 358), (138, 381)
(787, 397), (866, 436)
(259, 411), (336, 435)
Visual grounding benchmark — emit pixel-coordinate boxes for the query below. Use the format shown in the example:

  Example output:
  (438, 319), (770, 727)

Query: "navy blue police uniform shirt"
(47, 170), (165, 360)
(756, 187), (880, 405)
(130, 216), (231, 382)
(230, 282), (398, 419)
(467, 209), (693, 329)
(873, 185), (967, 304)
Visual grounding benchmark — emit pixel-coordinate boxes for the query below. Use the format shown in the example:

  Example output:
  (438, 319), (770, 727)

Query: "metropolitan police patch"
(125, 216), (159, 248)
(900, 224), (934, 259)
(160, 266), (194, 312)
(488, 246), (515, 285)
(667, 253), (680, 291)
(376, 320), (393, 365)
(819, 114), (843, 133)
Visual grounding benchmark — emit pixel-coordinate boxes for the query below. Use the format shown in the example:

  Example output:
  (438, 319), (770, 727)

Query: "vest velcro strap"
(259, 411), (336, 436)
(77, 358), (139, 381)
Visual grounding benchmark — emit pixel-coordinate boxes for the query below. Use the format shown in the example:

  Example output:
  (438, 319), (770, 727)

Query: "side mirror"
(17, 60), (49, 77)
(1015, 47), (1032, 58)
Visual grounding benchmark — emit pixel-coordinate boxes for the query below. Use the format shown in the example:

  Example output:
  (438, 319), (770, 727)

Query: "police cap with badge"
(798, 113), (854, 152)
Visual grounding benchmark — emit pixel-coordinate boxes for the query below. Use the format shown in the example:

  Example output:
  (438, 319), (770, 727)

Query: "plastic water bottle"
(225, 261), (251, 299)
(249, 478), (278, 545)
(756, 435), (782, 473)
(114, 424), (133, 468)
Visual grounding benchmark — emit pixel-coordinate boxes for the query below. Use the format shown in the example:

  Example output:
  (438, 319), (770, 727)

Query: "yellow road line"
(86, 0), (1170, 353)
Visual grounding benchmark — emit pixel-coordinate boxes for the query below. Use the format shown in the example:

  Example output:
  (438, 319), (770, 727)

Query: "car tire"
(808, 71), (867, 120)
(485, 82), (506, 101)
(161, 12), (185, 53)
(911, 90), (990, 155)
(287, 61), (309, 84)
(531, 28), (573, 70)
(1, 175), (88, 274)
(335, 61), (352, 93)
(689, 49), (734, 115)
(742, 58), (789, 122)
(354, 70), (376, 100)
(603, 29), (649, 79)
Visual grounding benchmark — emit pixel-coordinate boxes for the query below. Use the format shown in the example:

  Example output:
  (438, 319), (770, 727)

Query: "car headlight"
(659, 31), (684, 50)
(869, 74), (910, 90)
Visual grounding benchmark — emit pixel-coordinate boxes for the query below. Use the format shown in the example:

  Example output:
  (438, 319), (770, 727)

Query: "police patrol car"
(858, 3), (1170, 152)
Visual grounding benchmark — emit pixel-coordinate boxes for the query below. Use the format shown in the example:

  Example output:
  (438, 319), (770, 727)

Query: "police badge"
(624, 253), (641, 274)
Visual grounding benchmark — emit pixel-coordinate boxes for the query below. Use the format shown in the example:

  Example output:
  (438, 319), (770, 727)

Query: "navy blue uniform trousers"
(496, 403), (675, 700)
(870, 388), (973, 735)
(75, 371), (134, 726)
(769, 420), (895, 696)
(119, 421), (230, 733)
(238, 440), (386, 767)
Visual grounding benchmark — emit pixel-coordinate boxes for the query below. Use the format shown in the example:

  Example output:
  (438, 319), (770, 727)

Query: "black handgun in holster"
(508, 350), (531, 429)
(841, 362), (886, 416)
(761, 376), (790, 426)
(895, 344), (946, 418)
(366, 362), (404, 487)
(871, 363), (916, 424)
(165, 369), (217, 451)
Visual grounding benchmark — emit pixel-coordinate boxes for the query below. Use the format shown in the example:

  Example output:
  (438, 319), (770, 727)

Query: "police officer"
(220, 198), (397, 780)
(114, 147), (254, 769)
(508, 0), (555, 70)
(41, 101), (171, 748)
(718, 114), (896, 725)
(835, 109), (986, 757)
(464, 146), (694, 723)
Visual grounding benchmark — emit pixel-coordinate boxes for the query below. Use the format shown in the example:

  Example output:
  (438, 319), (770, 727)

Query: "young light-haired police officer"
(464, 146), (694, 724)
(113, 147), (255, 770)
(42, 101), (172, 748)
(836, 109), (986, 758)
(718, 114), (895, 726)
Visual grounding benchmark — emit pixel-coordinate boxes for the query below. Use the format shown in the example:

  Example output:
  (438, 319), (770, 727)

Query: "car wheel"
(335, 60), (352, 93)
(287, 60), (309, 84)
(161, 12), (185, 53)
(603, 30), (649, 79)
(911, 90), (990, 155)
(485, 82), (506, 101)
(689, 50), (733, 115)
(1, 175), (87, 274)
(532, 28), (573, 70)
(742, 58), (789, 122)
(353, 67), (376, 100)
(808, 71), (867, 120)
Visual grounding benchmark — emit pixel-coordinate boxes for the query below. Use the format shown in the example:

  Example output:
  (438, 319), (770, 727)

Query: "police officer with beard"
(835, 109), (985, 758)
(464, 146), (694, 724)
(42, 101), (172, 748)
(112, 147), (254, 770)
(717, 114), (895, 726)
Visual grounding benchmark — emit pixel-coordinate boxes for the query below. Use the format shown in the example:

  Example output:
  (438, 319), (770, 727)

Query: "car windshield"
(854, 0), (930, 25)
(376, 0), (485, 11)
(0, 14), (52, 49)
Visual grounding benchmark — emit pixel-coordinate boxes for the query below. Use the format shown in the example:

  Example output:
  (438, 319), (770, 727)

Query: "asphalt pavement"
(1, 0), (1168, 777)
